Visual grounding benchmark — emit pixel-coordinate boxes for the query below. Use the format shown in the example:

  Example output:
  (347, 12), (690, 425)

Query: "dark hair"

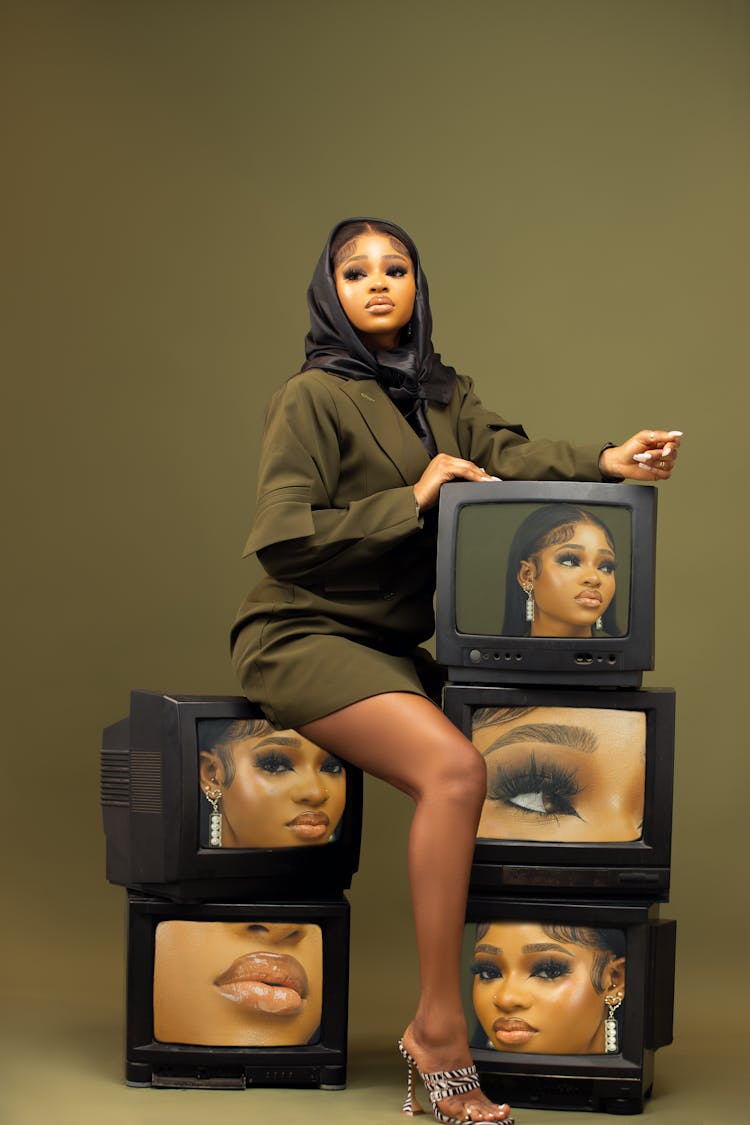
(329, 220), (413, 270)
(476, 922), (625, 993)
(198, 717), (272, 787)
(501, 504), (618, 636)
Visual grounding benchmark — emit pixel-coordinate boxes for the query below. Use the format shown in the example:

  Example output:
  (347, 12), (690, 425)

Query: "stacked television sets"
(437, 482), (677, 1115)
(102, 691), (363, 1090)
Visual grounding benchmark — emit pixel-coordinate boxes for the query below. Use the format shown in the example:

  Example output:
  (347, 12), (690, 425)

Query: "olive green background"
(3, 1), (747, 1122)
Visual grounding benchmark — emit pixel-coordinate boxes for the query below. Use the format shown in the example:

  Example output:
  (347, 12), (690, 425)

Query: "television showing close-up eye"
(461, 897), (676, 1115)
(435, 481), (656, 686)
(125, 894), (350, 1089)
(442, 684), (675, 897)
(101, 691), (363, 900)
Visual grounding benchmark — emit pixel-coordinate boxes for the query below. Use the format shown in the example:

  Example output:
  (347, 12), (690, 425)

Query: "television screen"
(462, 896), (676, 1114)
(443, 684), (675, 897)
(126, 894), (349, 1089)
(435, 481), (657, 686)
(153, 920), (323, 1047)
(102, 691), (363, 900)
(197, 716), (347, 850)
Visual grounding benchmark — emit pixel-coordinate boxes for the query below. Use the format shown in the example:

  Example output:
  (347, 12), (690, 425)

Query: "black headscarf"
(301, 217), (457, 455)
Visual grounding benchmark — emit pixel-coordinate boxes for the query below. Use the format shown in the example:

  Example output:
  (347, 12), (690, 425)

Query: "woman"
(470, 922), (626, 1055)
(502, 505), (619, 637)
(153, 920), (322, 1046)
(198, 717), (346, 848)
(231, 217), (680, 1124)
(473, 705), (645, 842)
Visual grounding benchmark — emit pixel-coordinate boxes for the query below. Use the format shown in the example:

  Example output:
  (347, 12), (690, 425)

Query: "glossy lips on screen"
(286, 811), (330, 840)
(214, 952), (309, 1014)
(575, 590), (603, 608)
(492, 1016), (538, 1048)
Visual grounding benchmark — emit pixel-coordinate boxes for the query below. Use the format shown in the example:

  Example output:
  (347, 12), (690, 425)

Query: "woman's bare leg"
(301, 693), (511, 1123)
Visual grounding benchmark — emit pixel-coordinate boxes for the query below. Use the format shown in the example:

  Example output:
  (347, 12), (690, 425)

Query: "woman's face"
(471, 923), (624, 1055)
(201, 728), (346, 848)
(153, 921), (323, 1046)
(518, 520), (616, 637)
(474, 706), (645, 842)
(333, 230), (416, 350)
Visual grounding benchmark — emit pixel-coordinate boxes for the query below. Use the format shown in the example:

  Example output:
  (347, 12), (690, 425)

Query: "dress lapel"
(337, 378), (430, 484)
(426, 399), (461, 457)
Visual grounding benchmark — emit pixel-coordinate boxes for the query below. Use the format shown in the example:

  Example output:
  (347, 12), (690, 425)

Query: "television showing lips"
(153, 921), (323, 1046)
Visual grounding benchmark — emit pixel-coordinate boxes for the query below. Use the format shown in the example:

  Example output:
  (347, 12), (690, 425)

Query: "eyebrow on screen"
(479, 723), (597, 758)
(252, 735), (301, 750)
(522, 943), (574, 956)
(554, 541), (615, 557)
(473, 942), (574, 957)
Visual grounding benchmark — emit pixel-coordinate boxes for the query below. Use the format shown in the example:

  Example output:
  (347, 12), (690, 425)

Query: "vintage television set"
(101, 691), (363, 899)
(124, 894), (349, 1089)
(435, 482), (657, 686)
(462, 896), (676, 1115)
(443, 684), (675, 898)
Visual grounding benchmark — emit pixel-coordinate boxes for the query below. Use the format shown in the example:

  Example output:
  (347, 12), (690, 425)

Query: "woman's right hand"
(413, 454), (499, 512)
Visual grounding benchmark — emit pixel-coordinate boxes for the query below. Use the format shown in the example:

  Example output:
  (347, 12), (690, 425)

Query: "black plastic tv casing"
(125, 894), (350, 1090)
(101, 691), (363, 901)
(464, 896), (676, 1116)
(435, 481), (656, 687)
(443, 684), (675, 900)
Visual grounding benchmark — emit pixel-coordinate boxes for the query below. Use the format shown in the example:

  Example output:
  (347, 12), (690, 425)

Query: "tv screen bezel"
(435, 481), (657, 686)
(125, 894), (350, 1088)
(443, 684), (675, 897)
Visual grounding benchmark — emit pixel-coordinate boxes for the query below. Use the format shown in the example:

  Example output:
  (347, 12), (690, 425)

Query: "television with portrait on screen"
(461, 896), (676, 1115)
(435, 481), (656, 686)
(443, 684), (675, 898)
(101, 691), (363, 900)
(124, 894), (349, 1089)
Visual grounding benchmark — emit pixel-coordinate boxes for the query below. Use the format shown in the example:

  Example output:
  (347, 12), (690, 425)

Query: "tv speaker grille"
(130, 750), (162, 813)
(101, 749), (129, 807)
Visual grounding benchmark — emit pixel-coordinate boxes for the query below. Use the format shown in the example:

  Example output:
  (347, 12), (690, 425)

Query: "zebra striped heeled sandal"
(398, 1039), (514, 1125)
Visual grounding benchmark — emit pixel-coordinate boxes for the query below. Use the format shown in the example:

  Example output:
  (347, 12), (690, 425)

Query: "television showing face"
(197, 718), (347, 850)
(101, 691), (363, 900)
(462, 897), (676, 1115)
(126, 895), (349, 1089)
(436, 482), (657, 686)
(468, 919), (626, 1056)
(460, 501), (629, 639)
(443, 684), (675, 898)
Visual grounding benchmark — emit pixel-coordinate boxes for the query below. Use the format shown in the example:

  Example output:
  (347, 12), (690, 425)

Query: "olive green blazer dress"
(231, 368), (606, 728)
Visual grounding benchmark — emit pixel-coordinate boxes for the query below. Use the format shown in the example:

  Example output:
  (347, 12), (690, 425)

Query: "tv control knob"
(469, 649), (482, 663)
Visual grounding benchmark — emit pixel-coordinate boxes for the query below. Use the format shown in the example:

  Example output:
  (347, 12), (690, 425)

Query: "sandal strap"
(419, 1064), (481, 1106)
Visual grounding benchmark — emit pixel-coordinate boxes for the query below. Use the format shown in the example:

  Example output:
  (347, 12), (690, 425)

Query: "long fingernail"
(633, 453), (652, 462)
(667, 430), (684, 437)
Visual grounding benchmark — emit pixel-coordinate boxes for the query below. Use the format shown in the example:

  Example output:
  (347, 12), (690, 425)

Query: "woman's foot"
(401, 1022), (513, 1123)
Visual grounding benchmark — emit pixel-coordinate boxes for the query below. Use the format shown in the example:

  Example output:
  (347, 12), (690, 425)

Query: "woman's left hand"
(599, 430), (683, 481)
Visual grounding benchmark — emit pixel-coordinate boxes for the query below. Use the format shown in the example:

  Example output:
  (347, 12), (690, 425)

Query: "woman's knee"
(421, 737), (487, 804)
